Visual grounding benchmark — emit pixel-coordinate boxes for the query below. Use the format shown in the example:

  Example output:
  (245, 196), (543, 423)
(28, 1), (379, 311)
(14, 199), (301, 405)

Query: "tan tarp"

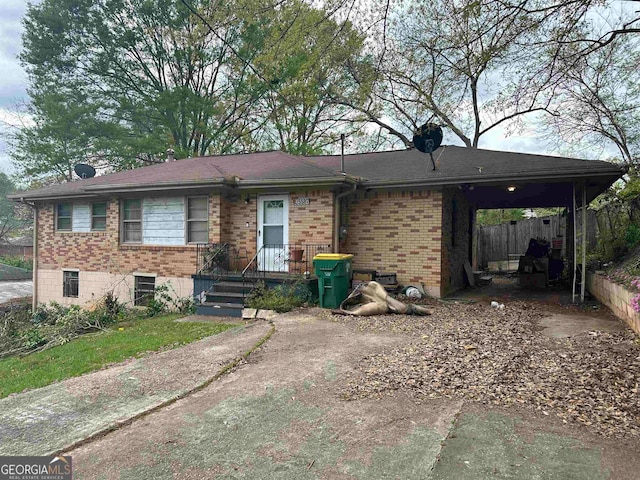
(339, 281), (432, 316)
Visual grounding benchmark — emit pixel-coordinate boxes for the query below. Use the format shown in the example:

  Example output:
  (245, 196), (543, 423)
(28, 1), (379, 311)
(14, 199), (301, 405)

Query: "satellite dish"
(413, 123), (443, 154)
(74, 163), (96, 179)
(413, 123), (443, 170)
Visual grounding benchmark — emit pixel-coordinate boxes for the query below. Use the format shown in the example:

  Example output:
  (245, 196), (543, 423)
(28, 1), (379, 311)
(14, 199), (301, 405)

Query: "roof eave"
(236, 176), (358, 189)
(362, 169), (624, 189)
(9, 175), (359, 202)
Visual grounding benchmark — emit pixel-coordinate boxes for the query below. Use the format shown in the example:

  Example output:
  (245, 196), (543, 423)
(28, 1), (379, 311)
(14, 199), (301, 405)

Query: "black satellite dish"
(74, 163), (96, 179)
(413, 123), (443, 170)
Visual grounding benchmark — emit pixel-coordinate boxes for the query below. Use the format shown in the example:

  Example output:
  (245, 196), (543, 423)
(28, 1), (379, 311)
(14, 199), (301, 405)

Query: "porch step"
(204, 291), (245, 305)
(195, 275), (256, 317)
(213, 281), (253, 295)
(196, 302), (244, 318)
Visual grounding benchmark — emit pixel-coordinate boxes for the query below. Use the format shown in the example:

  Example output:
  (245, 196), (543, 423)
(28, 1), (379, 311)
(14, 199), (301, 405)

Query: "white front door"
(257, 195), (289, 271)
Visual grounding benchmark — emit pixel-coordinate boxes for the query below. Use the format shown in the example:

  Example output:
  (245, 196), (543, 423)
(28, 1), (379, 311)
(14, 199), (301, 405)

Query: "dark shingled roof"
(10, 146), (624, 206)
(307, 145), (624, 186)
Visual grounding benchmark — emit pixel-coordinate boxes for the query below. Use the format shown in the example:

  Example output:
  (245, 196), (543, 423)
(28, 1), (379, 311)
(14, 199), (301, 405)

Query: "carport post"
(572, 183), (577, 304)
(571, 182), (588, 304)
(581, 182), (587, 303)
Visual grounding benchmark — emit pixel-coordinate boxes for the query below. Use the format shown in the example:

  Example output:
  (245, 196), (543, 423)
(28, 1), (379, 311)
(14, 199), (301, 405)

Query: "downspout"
(19, 198), (37, 310)
(334, 184), (357, 252)
(32, 204), (38, 311)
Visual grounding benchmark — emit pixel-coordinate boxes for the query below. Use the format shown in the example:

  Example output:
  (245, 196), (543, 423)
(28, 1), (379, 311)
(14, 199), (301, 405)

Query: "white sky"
(0, 0), (32, 175)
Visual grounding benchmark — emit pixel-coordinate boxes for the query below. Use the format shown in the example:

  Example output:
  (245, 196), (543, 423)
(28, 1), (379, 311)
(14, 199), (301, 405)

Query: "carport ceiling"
(461, 177), (620, 209)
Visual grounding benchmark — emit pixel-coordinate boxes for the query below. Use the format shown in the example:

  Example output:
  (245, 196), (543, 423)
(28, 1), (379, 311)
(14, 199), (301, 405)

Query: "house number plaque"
(294, 197), (310, 206)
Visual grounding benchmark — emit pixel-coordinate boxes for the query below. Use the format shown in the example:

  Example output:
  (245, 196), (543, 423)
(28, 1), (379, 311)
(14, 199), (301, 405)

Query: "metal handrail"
(241, 246), (265, 303)
(242, 246), (263, 278)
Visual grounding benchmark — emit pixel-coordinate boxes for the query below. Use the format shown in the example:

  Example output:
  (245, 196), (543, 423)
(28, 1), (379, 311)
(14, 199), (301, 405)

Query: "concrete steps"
(195, 279), (253, 317)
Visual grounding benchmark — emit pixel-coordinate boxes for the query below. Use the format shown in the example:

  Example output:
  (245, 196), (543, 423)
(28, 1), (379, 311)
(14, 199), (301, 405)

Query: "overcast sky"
(0, 0), (32, 175)
(0, 0), (579, 178)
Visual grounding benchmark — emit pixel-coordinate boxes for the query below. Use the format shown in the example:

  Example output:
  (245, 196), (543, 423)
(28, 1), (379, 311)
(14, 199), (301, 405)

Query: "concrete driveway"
(60, 310), (638, 480)
(0, 280), (32, 305)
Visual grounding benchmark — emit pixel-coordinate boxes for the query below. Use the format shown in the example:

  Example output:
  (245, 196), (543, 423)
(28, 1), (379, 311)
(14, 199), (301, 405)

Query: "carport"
(309, 145), (626, 300)
(461, 167), (625, 302)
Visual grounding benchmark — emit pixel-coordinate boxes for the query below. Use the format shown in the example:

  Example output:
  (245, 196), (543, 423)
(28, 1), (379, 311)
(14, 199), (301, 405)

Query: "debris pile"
(340, 301), (640, 438)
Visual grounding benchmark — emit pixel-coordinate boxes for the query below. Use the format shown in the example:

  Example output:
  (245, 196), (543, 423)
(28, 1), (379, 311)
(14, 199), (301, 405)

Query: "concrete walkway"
(0, 280), (33, 304)
(0, 320), (273, 456)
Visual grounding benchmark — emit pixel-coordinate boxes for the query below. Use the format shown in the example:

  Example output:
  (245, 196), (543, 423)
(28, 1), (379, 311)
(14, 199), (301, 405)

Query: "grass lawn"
(0, 314), (239, 398)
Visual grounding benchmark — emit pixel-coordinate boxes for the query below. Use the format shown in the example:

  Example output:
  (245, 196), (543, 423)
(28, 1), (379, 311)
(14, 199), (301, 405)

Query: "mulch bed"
(336, 301), (640, 438)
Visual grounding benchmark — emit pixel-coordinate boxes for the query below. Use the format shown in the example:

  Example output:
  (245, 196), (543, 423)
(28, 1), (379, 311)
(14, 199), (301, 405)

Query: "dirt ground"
(67, 299), (640, 480)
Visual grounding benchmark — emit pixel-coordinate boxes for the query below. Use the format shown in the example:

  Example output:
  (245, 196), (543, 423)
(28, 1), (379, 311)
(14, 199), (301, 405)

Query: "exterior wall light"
(507, 186), (517, 192)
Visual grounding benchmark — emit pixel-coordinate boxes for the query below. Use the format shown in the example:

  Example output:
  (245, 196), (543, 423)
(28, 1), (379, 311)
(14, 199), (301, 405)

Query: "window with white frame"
(92, 202), (107, 231)
(56, 203), (72, 231)
(187, 196), (208, 243)
(63, 271), (79, 297)
(134, 276), (155, 306)
(122, 199), (142, 243)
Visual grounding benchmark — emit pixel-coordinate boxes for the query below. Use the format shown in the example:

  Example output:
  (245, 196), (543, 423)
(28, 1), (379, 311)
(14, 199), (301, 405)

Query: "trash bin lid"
(313, 253), (354, 260)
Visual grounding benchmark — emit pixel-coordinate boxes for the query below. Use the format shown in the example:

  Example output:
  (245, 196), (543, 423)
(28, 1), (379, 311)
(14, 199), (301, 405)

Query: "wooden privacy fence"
(477, 212), (598, 268)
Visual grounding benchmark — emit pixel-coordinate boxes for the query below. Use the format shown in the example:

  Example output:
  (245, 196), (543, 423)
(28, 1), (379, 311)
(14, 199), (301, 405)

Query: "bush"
(246, 281), (312, 313)
(0, 256), (32, 270)
(0, 294), (126, 358)
(145, 283), (194, 317)
(625, 224), (640, 249)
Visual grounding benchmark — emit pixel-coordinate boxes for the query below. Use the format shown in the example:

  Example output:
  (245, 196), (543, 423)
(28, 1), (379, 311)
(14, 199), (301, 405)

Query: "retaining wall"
(586, 272), (640, 334)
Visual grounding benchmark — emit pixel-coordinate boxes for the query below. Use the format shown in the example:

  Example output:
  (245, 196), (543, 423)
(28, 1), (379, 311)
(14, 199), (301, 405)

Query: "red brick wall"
(36, 200), (198, 278)
(36, 190), (338, 281)
(344, 189), (443, 294)
(289, 190), (334, 248)
(220, 195), (257, 270)
(209, 193), (222, 243)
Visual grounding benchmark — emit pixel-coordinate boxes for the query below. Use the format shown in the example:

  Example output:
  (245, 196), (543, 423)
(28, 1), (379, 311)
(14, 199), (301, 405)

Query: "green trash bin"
(313, 253), (354, 309)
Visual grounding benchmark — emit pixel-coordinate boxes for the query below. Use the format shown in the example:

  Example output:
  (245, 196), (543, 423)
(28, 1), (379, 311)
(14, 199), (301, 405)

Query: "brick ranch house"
(10, 146), (623, 310)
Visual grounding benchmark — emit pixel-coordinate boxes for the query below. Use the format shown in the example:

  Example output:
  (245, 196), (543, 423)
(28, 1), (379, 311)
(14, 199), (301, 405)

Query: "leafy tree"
(12, 0), (372, 182)
(476, 208), (525, 226)
(0, 174), (30, 242)
(20, 0), (256, 165)
(244, 1), (372, 154)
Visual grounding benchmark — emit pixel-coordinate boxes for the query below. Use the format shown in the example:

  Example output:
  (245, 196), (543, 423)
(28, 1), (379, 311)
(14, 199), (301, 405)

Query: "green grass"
(0, 314), (238, 398)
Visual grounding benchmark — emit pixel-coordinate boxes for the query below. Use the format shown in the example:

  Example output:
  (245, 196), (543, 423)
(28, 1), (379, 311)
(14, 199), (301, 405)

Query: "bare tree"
(336, 0), (630, 149)
(541, 31), (639, 167)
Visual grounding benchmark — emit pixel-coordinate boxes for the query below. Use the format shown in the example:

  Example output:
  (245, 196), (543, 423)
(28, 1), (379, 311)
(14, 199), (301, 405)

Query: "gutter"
(362, 169), (624, 189)
(11, 176), (359, 202)
(235, 176), (358, 189)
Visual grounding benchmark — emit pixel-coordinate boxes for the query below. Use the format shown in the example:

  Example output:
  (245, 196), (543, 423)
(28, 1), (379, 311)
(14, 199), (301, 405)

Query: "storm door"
(257, 195), (289, 271)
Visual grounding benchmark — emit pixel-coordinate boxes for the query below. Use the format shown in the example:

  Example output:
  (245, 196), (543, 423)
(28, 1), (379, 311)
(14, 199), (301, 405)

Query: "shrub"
(625, 224), (640, 249)
(145, 283), (194, 317)
(246, 281), (311, 313)
(0, 256), (32, 270)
